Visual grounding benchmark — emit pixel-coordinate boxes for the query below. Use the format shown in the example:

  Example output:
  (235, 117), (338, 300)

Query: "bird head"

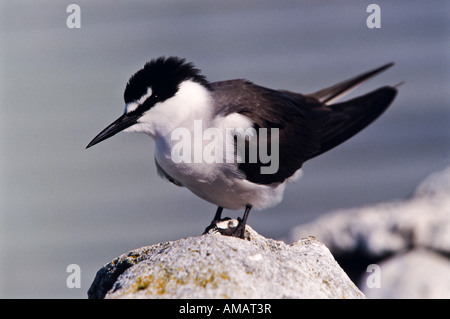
(86, 56), (209, 148)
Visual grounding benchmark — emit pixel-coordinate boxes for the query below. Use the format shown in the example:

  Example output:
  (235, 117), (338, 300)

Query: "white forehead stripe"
(125, 102), (139, 113)
(125, 87), (153, 114)
(138, 87), (153, 104)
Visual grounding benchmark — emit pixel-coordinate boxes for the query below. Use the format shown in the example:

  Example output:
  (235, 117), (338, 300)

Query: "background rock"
(359, 249), (450, 299)
(88, 225), (365, 299)
(289, 165), (450, 298)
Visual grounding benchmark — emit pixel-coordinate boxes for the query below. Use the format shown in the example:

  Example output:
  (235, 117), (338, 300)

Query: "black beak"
(86, 113), (139, 149)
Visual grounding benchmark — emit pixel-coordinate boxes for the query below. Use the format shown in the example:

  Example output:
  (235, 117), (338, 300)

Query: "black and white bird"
(87, 57), (398, 238)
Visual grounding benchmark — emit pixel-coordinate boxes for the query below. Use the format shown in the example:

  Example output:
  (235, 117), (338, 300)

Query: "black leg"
(202, 205), (252, 239)
(213, 206), (223, 221)
(203, 206), (227, 234)
(230, 204), (252, 239)
(241, 205), (251, 225)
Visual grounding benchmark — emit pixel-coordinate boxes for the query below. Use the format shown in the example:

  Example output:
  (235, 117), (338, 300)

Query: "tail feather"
(311, 86), (398, 159)
(309, 63), (394, 104)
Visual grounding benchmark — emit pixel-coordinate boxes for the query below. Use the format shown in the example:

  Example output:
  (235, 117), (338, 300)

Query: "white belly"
(154, 145), (287, 210)
(184, 168), (288, 211)
(150, 108), (296, 211)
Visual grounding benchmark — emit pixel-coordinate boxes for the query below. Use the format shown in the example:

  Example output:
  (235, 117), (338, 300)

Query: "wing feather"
(209, 64), (397, 185)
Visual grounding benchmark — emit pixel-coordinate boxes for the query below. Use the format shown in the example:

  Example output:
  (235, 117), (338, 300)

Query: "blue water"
(0, 0), (448, 298)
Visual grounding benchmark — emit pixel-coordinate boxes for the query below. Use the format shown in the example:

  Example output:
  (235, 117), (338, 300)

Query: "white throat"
(125, 80), (212, 138)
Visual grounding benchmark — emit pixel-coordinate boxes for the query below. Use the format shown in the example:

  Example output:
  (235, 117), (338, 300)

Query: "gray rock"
(289, 166), (450, 257)
(361, 249), (450, 299)
(88, 224), (365, 299)
(289, 165), (450, 298)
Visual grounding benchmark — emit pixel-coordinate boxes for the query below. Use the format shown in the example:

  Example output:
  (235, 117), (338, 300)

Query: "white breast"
(154, 110), (288, 211)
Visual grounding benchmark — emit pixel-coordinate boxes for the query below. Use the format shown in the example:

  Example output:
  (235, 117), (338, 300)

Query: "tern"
(87, 57), (397, 238)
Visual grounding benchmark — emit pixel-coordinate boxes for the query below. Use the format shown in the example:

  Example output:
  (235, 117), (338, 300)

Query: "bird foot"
(202, 217), (247, 239)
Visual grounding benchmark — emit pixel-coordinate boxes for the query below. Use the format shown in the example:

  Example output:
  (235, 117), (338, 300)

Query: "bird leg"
(228, 204), (251, 239)
(203, 205), (252, 239)
(203, 206), (227, 234)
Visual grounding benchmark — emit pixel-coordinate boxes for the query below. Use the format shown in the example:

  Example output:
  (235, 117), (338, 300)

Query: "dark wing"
(210, 65), (397, 185)
(211, 80), (326, 185)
